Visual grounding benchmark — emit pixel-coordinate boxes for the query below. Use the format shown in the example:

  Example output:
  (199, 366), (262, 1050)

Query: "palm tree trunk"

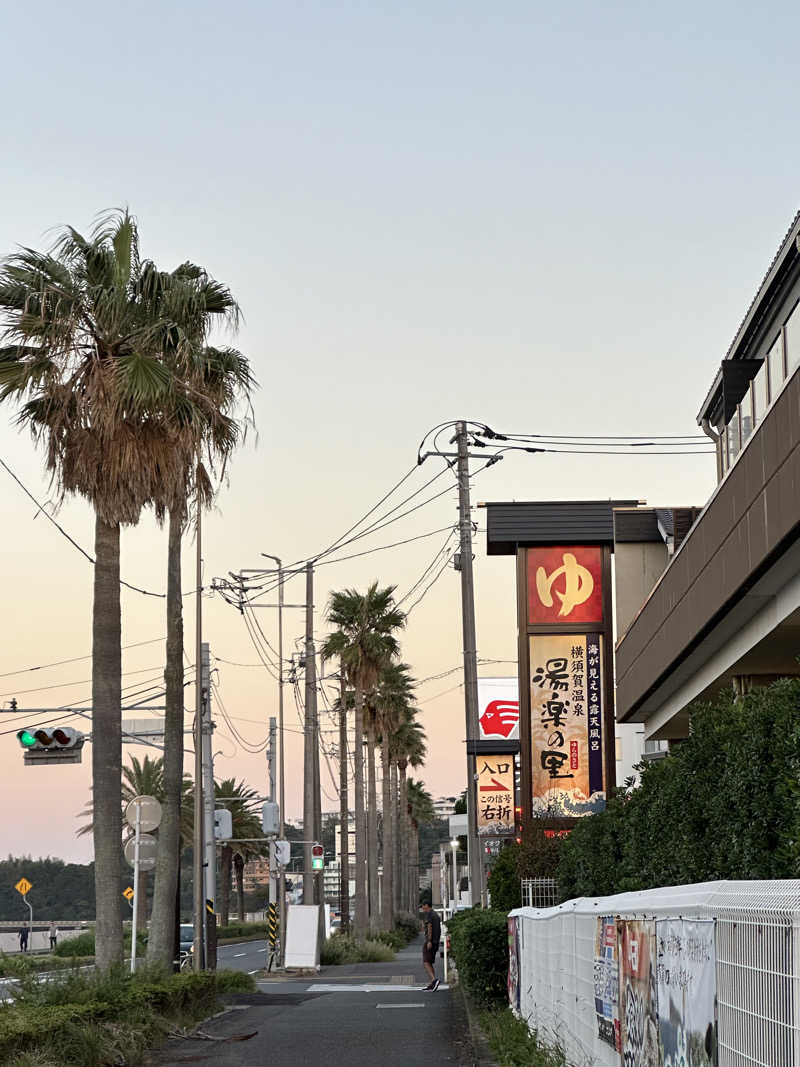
(353, 687), (367, 937)
(366, 718), (378, 933)
(234, 854), (245, 920)
(398, 765), (408, 911)
(338, 674), (350, 935)
(92, 515), (123, 970)
(147, 505), (184, 965)
(380, 736), (393, 931)
(410, 821), (420, 911)
(220, 845), (232, 928)
(390, 761), (400, 917)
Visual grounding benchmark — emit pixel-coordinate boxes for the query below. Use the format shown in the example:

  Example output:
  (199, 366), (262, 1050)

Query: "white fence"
(509, 880), (800, 1067)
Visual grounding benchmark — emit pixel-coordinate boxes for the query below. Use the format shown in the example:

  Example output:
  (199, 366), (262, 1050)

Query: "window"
(768, 333), (784, 400)
(740, 394), (754, 447)
(786, 302), (800, 379)
(753, 362), (768, 422)
(727, 409), (740, 463)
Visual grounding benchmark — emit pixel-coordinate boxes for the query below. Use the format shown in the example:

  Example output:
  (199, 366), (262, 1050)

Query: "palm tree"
(375, 663), (415, 931)
(214, 778), (265, 927)
(395, 721), (427, 912)
(0, 212), (197, 968)
(407, 778), (435, 911)
(320, 583), (405, 936)
(145, 271), (254, 967)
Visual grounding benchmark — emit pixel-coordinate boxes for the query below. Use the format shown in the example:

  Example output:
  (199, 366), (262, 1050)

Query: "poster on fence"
(619, 918), (658, 1067)
(593, 915), (620, 1050)
(656, 919), (716, 1067)
(507, 915), (520, 1013)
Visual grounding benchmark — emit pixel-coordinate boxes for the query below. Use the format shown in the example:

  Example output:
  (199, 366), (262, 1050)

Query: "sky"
(1, 0), (798, 864)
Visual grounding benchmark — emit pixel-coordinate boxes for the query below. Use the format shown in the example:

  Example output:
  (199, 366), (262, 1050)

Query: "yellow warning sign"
(123, 887), (134, 901)
(14, 877), (32, 896)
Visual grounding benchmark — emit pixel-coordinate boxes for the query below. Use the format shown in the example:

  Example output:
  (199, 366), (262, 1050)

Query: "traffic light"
(311, 843), (324, 871)
(17, 727), (85, 765)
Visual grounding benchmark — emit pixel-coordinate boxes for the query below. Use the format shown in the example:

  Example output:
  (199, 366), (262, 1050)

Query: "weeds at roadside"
(480, 1009), (569, 1067)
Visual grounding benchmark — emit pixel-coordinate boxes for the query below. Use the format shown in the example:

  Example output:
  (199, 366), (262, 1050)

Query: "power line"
(0, 636), (167, 680)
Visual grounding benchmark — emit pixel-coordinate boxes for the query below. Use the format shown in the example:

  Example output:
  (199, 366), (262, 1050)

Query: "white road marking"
(233, 952), (246, 957)
(307, 984), (449, 993)
(376, 1003), (426, 1009)
(248, 969), (260, 974)
(257, 948), (267, 952)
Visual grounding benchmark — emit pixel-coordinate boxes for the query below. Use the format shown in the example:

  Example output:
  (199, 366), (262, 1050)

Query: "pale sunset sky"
(1, 1), (798, 861)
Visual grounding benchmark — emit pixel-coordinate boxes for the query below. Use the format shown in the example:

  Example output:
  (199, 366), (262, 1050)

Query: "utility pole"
(455, 420), (484, 907)
(193, 502), (206, 970)
(201, 643), (216, 968)
(303, 562), (317, 907)
(338, 671), (349, 934)
(267, 716), (277, 923)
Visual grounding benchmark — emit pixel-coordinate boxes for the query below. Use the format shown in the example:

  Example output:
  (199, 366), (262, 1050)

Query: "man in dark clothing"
(421, 903), (441, 991)
(18, 927), (28, 952)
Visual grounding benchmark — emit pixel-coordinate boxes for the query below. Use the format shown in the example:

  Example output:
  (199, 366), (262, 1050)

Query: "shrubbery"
(558, 679), (800, 899)
(447, 908), (508, 1008)
(480, 1008), (568, 1067)
(320, 934), (394, 965)
(52, 929), (146, 958)
(216, 920), (268, 941)
(0, 965), (254, 1065)
(394, 911), (420, 942)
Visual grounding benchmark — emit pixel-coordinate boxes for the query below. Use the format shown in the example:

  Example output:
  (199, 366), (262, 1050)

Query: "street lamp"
(450, 838), (459, 913)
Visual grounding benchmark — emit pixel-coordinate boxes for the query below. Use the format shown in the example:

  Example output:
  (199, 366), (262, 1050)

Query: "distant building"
(242, 857), (270, 894)
(433, 796), (457, 819)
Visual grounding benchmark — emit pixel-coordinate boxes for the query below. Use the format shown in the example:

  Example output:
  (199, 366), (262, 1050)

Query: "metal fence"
(521, 877), (560, 909)
(510, 880), (800, 1067)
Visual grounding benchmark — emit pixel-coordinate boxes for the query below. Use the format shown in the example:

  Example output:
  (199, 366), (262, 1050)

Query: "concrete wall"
(614, 541), (668, 639)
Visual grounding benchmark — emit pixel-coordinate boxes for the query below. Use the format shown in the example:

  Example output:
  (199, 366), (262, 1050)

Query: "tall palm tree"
(144, 270), (254, 966)
(214, 778), (265, 927)
(320, 583), (405, 936)
(0, 213), (197, 969)
(395, 721), (427, 912)
(407, 778), (435, 912)
(375, 662), (415, 931)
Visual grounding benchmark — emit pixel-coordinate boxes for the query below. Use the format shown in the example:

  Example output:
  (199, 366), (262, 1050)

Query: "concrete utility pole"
(201, 641), (216, 966)
(455, 421), (484, 907)
(267, 716), (277, 920)
(303, 562), (317, 906)
(193, 503), (206, 970)
(338, 672), (349, 933)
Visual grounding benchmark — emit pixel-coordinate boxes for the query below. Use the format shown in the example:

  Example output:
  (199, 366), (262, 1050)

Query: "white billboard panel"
(477, 677), (519, 741)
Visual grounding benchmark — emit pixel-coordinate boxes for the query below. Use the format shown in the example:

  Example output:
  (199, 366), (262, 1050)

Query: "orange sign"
(527, 546), (603, 625)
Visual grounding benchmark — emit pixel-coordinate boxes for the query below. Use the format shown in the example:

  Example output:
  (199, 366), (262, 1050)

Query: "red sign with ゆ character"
(527, 545), (603, 625)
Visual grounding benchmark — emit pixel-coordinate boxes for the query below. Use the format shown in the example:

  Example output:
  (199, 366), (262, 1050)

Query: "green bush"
(375, 930), (404, 950)
(487, 844), (522, 912)
(480, 1008), (568, 1067)
(448, 908), (509, 1008)
(216, 920), (268, 940)
(0, 966), (254, 1064)
(394, 911), (420, 942)
(558, 679), (800, 900)
(52, 932), (96, 958)
(320, 934), (394, 965)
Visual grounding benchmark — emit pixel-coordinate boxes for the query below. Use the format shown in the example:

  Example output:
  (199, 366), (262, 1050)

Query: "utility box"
(262, 801), (279, 835)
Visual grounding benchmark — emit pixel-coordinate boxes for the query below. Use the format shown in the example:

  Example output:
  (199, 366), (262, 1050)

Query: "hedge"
(447, 909), (509, 1008)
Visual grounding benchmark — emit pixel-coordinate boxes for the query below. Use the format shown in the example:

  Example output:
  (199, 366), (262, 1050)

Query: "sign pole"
(130, 802), (142, 974)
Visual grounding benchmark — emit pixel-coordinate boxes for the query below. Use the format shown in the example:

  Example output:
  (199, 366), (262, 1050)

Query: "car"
(179, 924), (194, 953)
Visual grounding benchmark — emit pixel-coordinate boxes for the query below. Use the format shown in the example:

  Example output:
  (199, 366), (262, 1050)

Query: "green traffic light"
(18, 729), (37, 748)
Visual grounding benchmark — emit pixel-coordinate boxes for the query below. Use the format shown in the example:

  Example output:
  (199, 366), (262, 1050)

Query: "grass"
(320, 934), (395, 965)
(0, 964), (255, 1066)
(0, 955), (94, 978)
(480, 1009), (569, 1067)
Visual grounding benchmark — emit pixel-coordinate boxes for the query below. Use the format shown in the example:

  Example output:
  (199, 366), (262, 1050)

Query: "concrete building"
(616, 210), (800, 739)
(433, 795), (458, 819)
(242, 857), (271, 894)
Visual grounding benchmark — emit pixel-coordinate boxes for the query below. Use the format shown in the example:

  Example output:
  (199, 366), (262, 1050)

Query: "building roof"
(484, 500), (639, 555)
(698, 210), (800, 424)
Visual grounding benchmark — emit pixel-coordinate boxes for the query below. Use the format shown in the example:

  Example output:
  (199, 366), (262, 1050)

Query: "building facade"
(616, 211), (800, 738)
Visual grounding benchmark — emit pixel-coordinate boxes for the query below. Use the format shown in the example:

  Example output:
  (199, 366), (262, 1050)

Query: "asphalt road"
(148, 938), (471, 1067)
(216, 939), (270, 974)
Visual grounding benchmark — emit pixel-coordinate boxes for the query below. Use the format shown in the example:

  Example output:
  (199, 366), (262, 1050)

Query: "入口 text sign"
(530, 633), (605, 816)
(527, 545), (603, 625)
(476, 756), (515, 836)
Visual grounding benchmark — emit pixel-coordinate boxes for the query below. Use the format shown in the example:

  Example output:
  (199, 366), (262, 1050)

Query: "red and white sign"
(478, 677), (519, 741)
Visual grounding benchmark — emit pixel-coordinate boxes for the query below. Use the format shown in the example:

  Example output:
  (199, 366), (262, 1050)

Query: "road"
(148, 937), (471, 1066)
(216, 938), (270, 974)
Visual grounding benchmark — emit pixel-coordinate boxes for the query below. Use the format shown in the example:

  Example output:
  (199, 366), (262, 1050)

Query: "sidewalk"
(147, 935), (472, 1066)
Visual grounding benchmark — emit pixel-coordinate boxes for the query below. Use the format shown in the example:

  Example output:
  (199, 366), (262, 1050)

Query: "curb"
(451, 974), (499, 1067)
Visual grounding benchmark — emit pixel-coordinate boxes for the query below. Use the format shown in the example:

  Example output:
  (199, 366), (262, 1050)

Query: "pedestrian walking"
(420, 902), (441, 991)
(18, 927), (28, 952)
(49, 922), (58, 951)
